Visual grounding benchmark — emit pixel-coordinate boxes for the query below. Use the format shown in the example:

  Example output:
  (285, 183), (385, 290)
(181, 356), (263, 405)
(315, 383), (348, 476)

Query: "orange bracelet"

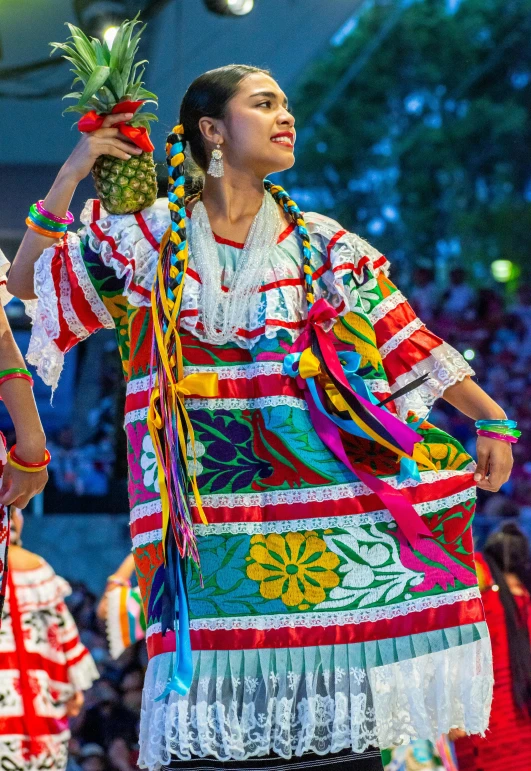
(25, 217), (64, 239)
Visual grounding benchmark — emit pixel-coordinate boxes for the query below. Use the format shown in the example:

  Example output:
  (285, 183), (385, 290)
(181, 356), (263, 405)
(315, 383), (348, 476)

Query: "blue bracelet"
(475, 419), (517, 429)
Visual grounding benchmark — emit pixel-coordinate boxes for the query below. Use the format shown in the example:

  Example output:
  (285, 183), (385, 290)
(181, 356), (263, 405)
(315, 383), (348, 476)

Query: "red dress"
(455, 562), (531, 770)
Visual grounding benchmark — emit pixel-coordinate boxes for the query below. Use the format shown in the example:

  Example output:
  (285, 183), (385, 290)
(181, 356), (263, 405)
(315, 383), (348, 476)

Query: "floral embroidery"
(140, 433), (159, 492)
(186, 440), (205, 476)
(416, 441), (471, 471)
(344, 276), (380, 313)
(246, 531), (340, 608)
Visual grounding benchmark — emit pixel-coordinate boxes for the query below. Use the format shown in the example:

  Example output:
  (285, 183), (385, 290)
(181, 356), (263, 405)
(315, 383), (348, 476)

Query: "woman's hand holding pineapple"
(61, 112), (142, 183)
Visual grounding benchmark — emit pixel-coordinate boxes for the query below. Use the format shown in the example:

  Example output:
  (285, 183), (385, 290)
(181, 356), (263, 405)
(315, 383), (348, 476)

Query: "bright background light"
(490, 259), (514, 283)
(463, 349), (476, 361)
(227, 0), (254, 14)
(103, 25), (119, 48)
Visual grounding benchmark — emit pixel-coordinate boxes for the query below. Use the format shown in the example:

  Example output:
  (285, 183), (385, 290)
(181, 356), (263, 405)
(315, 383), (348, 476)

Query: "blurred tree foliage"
(287, 0), (531, 281)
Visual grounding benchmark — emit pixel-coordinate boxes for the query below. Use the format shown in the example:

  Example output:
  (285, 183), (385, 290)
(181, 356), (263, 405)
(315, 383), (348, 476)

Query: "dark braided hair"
(483, 522), (531, 715)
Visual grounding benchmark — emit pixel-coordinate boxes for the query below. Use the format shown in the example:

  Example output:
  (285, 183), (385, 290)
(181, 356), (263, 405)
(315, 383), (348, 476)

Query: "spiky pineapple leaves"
(50, 14), (158, 127)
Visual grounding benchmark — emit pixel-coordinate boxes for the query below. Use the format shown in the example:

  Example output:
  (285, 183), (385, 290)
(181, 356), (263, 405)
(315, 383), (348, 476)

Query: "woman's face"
(215, 72), (296, 178)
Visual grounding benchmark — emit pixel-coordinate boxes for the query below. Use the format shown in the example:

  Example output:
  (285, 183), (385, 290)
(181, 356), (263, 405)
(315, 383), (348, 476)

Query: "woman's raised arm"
(8, 112), (141, 300)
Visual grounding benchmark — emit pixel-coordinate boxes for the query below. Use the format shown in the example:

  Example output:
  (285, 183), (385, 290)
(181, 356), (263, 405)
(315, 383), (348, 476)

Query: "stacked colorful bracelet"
(7, 446), (51, 473)
(476, 419), (520, 444)
(25, 201), (73, 240)
(0, 368), (34, 388)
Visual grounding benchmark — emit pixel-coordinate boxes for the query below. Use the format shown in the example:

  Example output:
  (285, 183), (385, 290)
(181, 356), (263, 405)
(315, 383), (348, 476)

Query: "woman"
(0, 508), (99, 771)
(8, 66), (514, 770)
(455, 523), (531, 770)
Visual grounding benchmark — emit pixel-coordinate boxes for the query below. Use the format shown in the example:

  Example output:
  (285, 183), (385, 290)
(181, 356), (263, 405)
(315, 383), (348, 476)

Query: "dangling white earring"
(207, 144), (224, 177)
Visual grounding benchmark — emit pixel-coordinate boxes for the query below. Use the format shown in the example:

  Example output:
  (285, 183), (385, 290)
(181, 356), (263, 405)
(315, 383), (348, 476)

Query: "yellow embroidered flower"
(416, 442), (470, 471)
(246, 531), (340, 608)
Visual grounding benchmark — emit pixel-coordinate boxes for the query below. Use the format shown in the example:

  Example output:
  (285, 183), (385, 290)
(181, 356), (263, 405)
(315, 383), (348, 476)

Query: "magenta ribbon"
(294, 299), (422, 456)
(294, 298), (433, 550)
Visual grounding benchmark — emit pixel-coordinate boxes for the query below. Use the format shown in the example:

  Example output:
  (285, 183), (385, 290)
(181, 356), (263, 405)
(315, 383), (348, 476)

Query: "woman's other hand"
(474, 435), (513, 492)
(0, 464), (48, 509)
(62, 112), (143, 183)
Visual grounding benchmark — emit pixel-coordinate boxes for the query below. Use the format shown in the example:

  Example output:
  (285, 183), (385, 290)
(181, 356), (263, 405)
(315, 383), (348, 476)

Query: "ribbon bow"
(284, 301), (435, 549)
(78, 100), (154, 153)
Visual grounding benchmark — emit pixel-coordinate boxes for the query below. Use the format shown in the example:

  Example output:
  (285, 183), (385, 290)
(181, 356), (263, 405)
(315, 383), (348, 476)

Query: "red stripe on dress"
(134, 212), (161, 251)
(185, 268), (302, 295)
(7, 571), (48, 750)
(92, 199), (101, 223)
(373, 301), (418, 343)
(212, 221), (296, 249)
(147, 596), (485, 656)
(51, 247), (81, 354)
(90, 222), (152, 300)
(382, 329), (445, 386)
(63, 239), (104, 334)
(190, 472), (476, 525)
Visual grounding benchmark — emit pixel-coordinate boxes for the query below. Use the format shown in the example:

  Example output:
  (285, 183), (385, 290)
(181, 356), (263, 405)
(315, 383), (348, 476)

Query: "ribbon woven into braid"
(148, 125), (217, 697)
(149, 163), (436, 697)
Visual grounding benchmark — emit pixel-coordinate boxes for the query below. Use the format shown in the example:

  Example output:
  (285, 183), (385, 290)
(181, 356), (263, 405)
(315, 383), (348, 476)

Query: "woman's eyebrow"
(249, 90), (289, 106)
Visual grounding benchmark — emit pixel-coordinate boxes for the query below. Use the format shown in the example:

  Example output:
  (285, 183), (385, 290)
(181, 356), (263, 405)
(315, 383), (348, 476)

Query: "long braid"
(149, 125), (199, 570)
(264, 181), (315, 308)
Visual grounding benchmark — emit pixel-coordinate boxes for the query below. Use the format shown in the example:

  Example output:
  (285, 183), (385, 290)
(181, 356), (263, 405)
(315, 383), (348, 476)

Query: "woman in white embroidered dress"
(0, 508), (99, 771)
(7, 66), (514, 771)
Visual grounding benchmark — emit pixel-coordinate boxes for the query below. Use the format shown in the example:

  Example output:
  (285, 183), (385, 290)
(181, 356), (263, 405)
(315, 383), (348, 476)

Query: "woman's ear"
(198, 117), (224, 147)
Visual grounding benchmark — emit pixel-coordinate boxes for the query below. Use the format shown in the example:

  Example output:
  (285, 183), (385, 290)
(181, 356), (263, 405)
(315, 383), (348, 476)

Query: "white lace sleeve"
(390, 341), (475, 420)
(0, 248), (12, 306)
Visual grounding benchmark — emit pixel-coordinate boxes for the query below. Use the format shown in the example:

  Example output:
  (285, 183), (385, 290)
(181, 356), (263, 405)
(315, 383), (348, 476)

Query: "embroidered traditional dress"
(0, 560), (98, 771)
(24, 199), (493, 770)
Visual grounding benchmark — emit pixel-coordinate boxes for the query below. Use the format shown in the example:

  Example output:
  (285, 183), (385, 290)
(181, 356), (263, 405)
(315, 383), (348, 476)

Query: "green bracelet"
(29, 204), (68, 232)
(0, 368), (32, 379)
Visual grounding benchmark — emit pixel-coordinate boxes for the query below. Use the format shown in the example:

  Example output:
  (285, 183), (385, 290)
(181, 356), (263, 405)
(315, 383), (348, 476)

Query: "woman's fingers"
(0, 467), (47, 507)
(101, 112), (134, 128)
(90, 137), (142, 160)
(473, 442), (489, 483)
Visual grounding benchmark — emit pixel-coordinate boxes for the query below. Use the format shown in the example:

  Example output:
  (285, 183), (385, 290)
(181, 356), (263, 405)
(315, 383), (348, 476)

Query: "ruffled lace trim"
(67, 651), (100, 691)
(13, 563), (72, 611)
(391, 341), (475, 420)
(371, 636), (492, 747)
(59, 262), (88, 340)
(185, 396), (308, 412)
(138, 625), (491, 768)
(23, 246), (64, 391)
(67, 233), (114, 329)
(379, 318), (426, 359)
(0, 249), (12, 307)
(81, 198), (169, 308)
(368, 291), (407, 324)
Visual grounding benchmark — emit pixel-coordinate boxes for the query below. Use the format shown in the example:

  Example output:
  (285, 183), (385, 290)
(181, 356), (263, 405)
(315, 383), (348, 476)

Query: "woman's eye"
(258, 101), (272, 108)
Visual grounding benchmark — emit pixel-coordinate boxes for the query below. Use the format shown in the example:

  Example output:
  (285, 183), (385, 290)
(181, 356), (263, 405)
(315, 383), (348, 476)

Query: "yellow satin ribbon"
(147, 371), (218, 551)
(297, 348), (436, 471)
(149, 226), (219, 553)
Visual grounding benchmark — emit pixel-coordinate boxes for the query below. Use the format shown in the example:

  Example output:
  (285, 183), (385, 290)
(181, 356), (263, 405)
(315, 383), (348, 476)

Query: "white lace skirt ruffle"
(138, 622), (492, 770)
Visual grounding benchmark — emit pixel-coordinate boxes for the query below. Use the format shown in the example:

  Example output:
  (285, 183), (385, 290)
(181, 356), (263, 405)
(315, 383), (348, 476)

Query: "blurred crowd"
(409, 267), (531, 545)
(65, 582), (146, 771)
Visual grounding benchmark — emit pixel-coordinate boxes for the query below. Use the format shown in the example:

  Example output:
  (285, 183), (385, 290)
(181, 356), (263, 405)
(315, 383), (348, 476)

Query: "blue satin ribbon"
(155, 554), (193, 700)
(285, 350), (423, 479)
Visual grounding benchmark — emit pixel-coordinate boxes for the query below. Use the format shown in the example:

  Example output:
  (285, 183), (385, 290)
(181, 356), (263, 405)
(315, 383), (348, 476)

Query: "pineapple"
(51, 17), (158, 215)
